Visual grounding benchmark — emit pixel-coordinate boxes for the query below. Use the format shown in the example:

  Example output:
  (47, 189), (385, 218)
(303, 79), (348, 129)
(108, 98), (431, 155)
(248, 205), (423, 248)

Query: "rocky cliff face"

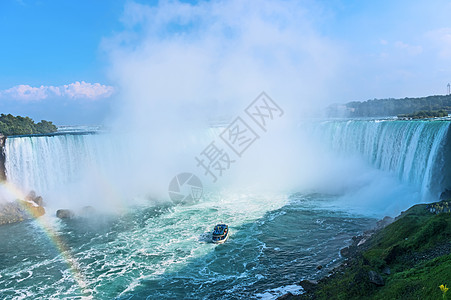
(0, 134), (6, 181)
(0, 191), (45, 225)
(0, 135), (46, 225)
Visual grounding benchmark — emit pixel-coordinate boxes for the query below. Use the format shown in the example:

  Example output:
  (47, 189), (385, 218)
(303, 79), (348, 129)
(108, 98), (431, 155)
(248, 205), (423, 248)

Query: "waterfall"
(3, 129), (216, 203)
(3, 120), (450, 201)
(313, 119), (450, 197)
(4, 133), (126, 194)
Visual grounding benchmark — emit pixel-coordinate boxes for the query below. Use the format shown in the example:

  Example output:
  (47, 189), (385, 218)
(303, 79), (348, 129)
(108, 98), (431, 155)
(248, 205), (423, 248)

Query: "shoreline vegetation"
(398, 109), (448, 120)
(1, 107), (451, 298)
(327, 94), (451, 118)
(278, 199), (451, 300)
(0, 114), (57, 136)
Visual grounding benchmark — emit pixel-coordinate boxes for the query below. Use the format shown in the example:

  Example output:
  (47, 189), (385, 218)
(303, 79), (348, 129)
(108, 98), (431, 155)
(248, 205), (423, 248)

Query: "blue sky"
(1, 0), (451, 124)
(0, 0), (125, 124)
(0, 0), (123, 87)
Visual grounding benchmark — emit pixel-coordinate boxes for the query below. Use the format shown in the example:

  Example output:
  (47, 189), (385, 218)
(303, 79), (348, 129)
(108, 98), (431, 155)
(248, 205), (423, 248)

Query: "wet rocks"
(341, 215), (395, 259)
(25, 190), (37, 201)
(80, 206), (96, 217)
(0, 191), (46, 225)
(0, 201), (26, 224)
(340, 246), (352, 258)
(33, 196), (44, 206)
(56, 209), (75, 219)
(299, 280), (318, 293)
(368, 270), (385, 286)
(56, 206), (97, 219)
(0, 133), (6, 181)
(25, 191), (44, 207)
(276, 292), (295, 300)
(376, 216), (394, 229)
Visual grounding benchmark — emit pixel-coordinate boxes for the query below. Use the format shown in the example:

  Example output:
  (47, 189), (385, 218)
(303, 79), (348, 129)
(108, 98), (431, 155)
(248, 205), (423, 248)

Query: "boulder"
(276, 292), (294, 300)
(25, 191), (45, 206)
(368, 270), (384, 286)
(20, 200), (45, 218)
(0, 201), (23, 224)
(376, 216), (394, 229)
(32, 196), (44, 207)
(0, 134), (6, 181)
(56, 209), (75, 219)
(299, 279), (318, 293)
(0, 199), (45, 225)
(340, 245), (355, 258)
(80, 206), (96, 217)
(25, 190), (37, 202)
(357, 237), (369, 246)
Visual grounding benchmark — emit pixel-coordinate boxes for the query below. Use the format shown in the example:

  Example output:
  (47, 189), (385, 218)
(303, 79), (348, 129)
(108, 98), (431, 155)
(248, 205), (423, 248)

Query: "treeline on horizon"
(398, 109), (448, 119)
(0, 114), (57, 136)
(327, 94), (451, 117)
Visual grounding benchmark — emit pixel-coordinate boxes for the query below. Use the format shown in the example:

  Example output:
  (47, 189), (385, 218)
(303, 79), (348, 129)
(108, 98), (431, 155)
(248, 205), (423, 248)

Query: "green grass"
(374, 254), (451, 300)
(303, 202), (451, 300)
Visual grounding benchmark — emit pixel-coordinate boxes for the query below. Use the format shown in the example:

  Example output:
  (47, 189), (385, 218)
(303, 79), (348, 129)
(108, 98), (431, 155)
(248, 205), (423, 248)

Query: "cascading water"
(4, 133), (125, 194)
(1, 120), (450, 299)
(312, 119), (450, 198)
(3, 128), (224, 209)
(4, 120), (450, 200)
(3, 125), (226, 192)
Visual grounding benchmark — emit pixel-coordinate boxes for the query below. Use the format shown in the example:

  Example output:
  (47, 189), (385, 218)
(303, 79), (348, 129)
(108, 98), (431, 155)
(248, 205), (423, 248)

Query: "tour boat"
(212, 224), (229, 244)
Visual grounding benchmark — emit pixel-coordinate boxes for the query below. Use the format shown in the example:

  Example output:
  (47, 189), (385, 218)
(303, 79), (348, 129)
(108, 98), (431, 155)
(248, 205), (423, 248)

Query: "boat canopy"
(213, 224), (227, 235)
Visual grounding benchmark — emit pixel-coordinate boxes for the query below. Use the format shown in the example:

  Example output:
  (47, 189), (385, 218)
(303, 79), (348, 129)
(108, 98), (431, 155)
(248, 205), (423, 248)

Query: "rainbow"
(1, 181), (93, 298)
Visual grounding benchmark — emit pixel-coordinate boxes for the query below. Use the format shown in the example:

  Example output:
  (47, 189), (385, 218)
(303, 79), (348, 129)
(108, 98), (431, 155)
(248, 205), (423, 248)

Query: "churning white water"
(1, 119), (450, 299)
(310, 119), (450, 198)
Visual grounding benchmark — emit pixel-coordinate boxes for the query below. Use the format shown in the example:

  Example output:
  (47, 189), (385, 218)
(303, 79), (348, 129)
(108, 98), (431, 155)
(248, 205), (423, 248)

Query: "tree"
(0, 114), (57, 136)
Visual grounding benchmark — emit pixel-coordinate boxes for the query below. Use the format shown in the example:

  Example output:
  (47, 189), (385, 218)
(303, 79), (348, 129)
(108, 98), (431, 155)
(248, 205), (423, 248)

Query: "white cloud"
(62, 81), (115, 99)
(105, 0), (344, 120)
(0, 81), (115, 101)
(2, 85), (49, 101)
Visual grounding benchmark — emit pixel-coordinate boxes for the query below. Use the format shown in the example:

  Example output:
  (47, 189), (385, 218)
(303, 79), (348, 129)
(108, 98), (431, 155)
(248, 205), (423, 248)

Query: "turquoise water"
(0, 193), (375, 299)
(2, 119), (449, 299)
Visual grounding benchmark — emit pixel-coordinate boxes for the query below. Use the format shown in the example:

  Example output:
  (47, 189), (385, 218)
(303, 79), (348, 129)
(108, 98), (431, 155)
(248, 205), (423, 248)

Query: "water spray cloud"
(99, 0), (344, 197)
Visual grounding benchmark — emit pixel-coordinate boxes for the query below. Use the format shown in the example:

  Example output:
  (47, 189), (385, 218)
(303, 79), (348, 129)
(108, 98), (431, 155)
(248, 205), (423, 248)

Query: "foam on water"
(0, 193), (375, 299)
(2, 120), (450, 298)
(256, 284), (303, 299)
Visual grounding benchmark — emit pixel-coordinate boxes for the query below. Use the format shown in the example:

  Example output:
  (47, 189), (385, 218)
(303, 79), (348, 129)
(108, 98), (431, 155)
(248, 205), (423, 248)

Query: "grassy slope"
(301, 203), (451, 300)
